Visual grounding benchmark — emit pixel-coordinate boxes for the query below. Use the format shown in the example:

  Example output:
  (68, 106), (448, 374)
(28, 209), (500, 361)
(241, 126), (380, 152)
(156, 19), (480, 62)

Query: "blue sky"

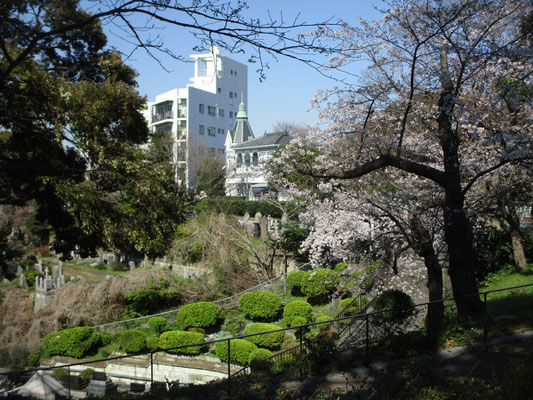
(99, 1), (385, 135)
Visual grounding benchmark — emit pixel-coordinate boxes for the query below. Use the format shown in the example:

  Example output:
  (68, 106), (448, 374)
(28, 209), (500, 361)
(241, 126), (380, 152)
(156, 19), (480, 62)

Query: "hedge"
(176, 302), (221, 330)
(300, 268), (339, 300)
(313, 314), (333, 329)
(239, 291), (282, 321)
(117, 330), (146, 353)
(249, 348), (273, 370)
(283, 300), (313, 326)
(159, 331), (205, 355)
(215, 339), (258, 365)
(148, 316), (167, 334)
(244, 323), (285, 350)
(43, 327), (101, 358)
(146, 337), (160, 351)
(372, 290), (414, 326)
(286, 270), (309, 296)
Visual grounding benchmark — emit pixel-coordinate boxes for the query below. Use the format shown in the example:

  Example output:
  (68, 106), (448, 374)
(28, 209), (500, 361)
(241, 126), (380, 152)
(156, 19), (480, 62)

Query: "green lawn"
(482, 264), (533, 318)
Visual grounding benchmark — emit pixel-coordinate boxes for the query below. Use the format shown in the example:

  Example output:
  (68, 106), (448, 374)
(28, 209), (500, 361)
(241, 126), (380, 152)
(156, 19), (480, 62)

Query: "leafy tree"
(273, 0), (532, 320)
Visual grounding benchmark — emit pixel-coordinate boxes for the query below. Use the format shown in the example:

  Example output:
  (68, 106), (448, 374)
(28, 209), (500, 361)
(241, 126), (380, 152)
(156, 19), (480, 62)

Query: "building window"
(199, 125), (204, 135)
(218, 87), (222, 93)
(234, 71), (237, 76)
(198, 59), (207, 77)
(229, 91), (233, 99)
(208, 126), (215, 136)
(244, 153), (250, 167)
(237, 153), (242, 166)
(252, 152), (258, 166)
(230, 69), (234, 76)
(219, 108), (224, 117)
(178, 99), (187, 118)
(152, 101), (173, 122)
(218, 128), (223, 135)
(199, 104), (205, 113)
(229, 111), (233, 118)
(208, 106), (216, 116)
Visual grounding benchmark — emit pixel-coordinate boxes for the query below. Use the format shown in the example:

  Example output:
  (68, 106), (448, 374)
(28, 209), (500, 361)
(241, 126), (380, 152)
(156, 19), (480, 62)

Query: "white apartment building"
(146, 47), (247, 187)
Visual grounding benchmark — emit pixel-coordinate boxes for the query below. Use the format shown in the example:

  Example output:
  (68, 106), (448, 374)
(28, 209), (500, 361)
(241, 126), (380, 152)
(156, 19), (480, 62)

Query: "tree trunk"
(507, 210), (528, 271)
(438, 50), (483, 319)
(409, 215), (444, 335)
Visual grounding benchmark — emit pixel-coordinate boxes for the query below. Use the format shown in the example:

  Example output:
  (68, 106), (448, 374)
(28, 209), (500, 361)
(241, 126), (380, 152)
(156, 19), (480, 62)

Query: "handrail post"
(365, 313), (369, 359)
(299, 332), (303, 381)
(67, 364), (71, 399)
(483, 292), (488, 342)
(150, 352), (154, 390)
(227, 339), (231, 399)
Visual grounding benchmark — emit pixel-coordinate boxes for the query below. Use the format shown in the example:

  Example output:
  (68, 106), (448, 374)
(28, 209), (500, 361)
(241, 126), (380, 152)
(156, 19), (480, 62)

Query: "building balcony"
(152, 112), (173, 123)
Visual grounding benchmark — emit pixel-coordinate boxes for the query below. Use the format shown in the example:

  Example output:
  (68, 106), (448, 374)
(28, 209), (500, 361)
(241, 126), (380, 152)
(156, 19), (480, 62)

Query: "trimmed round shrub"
(148, 316), (167, 334)
(238, 291), (282, 321)
(373, 290), (414, 326)
(300, 268), (339, 302)
(249, 348), (273, 370)
(290, 316), (307, 327)
(245, 323), (285, 350)
(99, 332), (112, 347)
(215, 339), (257, 365)
(286, 270), (309, 296)
(43, 327), (101, 358)
(117, 330), (146, 353)
(159, 331), (205, 355)
(313, 314), (333, 329)
(146, 337), (159, 351)
(176, 302), (221, 330)
(283, 300), (313, 326)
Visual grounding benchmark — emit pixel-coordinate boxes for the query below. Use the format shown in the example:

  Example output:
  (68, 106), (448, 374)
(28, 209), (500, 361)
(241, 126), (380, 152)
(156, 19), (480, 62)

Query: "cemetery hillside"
(1, 0), (532, 399)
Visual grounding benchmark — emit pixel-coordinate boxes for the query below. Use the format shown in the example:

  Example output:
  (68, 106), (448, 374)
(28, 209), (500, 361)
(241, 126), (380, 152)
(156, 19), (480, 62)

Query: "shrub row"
(239, 291), (282, 321)
(43, 327), (103, 358)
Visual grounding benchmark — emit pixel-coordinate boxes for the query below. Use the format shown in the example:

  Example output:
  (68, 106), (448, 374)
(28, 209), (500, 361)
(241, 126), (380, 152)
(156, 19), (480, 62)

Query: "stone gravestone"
(19, 273), (29, 289)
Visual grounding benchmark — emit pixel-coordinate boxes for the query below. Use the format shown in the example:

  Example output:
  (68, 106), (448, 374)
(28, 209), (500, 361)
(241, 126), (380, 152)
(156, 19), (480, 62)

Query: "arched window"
(237, 153), (242, 167)
(252, 152), (259, 166)
(244, 153), (250, 167)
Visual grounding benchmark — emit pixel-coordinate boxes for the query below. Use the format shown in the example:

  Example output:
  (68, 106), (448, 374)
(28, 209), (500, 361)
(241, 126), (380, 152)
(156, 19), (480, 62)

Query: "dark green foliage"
(26, 349), (41, 367)
(110, 261), (128, 271)
(148, 316), (168, 334)
(239, 291), (282, 321)
(146, 337), (159, 351)
(117, 330), (146, 353)
(245, 323), (285, 350)
(176, 301), (221, 330)
(300, 268), (339, 302)
(279, 221), (310, 263)
(159, 331), (205, 355)
(340, 296), (367, 315)
(286, 270), (309, 296)
(473, 227), (514, 282)
(197, 197), (297, 218)
(283, 300), (312, 325)
(53, 368), (68, 380)
(43, 327), (100, 358)
(313, 314), (332, 329)
(122, 288), (181, 318)
(373, 290), (414, 326)
(99, 332), (111, 346)
(248, 348), (273, 370)
(22, 268), (42, 288)
(79, 369), (94, 383)
(214, 339), (258, 365)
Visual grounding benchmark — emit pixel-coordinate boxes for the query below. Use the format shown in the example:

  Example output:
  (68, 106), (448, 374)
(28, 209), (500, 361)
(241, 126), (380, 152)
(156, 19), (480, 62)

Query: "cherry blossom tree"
(272, 0), (532, 319)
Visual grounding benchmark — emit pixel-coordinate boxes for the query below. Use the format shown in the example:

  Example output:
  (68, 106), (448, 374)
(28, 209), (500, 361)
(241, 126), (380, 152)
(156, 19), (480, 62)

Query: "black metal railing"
(2, 283), (531, 399)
